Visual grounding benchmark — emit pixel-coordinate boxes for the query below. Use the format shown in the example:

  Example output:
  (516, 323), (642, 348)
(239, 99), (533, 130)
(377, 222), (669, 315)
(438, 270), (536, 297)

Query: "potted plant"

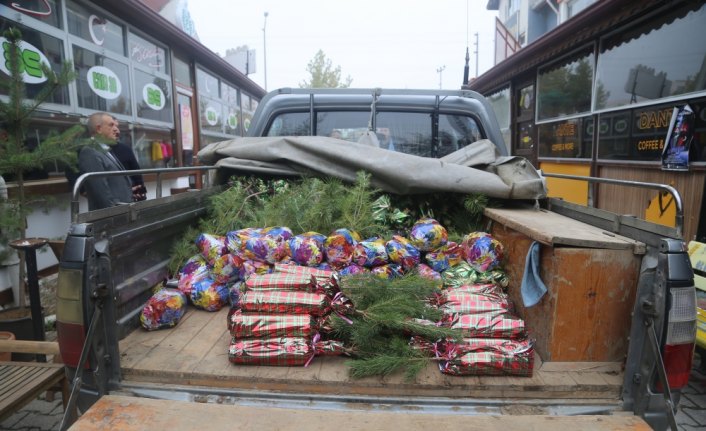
(0, 27), (85, 339)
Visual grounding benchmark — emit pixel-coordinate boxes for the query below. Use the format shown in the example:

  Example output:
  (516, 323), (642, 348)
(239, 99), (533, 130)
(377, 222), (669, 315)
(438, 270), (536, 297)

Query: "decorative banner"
(0, 37), (50, 84)
(180, 104), (194, 151)
(661, 104), (694, 171)
(205, 106), (219, 126)
(87, 65), (121, 100)
(142, 83), (166, 110)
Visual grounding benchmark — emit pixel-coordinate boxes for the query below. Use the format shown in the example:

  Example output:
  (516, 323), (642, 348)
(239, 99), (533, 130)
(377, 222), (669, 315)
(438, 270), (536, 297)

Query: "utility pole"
(436, 65), (446, 89)
(473, 32), (479, 78)
(263, 11), (268, 91)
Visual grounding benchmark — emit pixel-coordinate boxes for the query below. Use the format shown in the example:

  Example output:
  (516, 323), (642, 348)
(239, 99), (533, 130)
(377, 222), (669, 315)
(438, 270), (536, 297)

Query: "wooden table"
(0, 361), (65, 422)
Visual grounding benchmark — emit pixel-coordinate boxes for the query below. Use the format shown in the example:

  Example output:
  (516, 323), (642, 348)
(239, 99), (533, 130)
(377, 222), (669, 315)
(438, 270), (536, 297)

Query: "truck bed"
(118, 307), (625, 403)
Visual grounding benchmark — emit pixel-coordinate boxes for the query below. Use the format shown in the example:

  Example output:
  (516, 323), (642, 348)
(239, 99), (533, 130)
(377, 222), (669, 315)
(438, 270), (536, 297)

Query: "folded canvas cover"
(198, 136), (546, 200)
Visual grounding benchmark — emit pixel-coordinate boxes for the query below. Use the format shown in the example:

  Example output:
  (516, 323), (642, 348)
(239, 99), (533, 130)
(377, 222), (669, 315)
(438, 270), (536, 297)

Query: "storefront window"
(487, 87), (511, 148)
(595, 3), (706, 110)
(515, 84), (535, 151)
(67, 0), (125, 55)
(196, 68), (219, 98)
(241, 92), (253, 133)
(128, 31), (167, 74)
(0, 0), (62, 29)
(134, 69), (172, 123)
(538, 118), (591, 158)
(537, 50), (594, 120)
(131, 128), (175, 169)
(199, 96), (223, 134)
(173, 56), (192, 87)
(0, 17), (69, 105)
(73, 45), (131, 115)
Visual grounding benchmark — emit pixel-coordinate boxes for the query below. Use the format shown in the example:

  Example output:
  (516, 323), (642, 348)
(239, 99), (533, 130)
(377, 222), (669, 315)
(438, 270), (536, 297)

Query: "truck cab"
(246, 88), (508, 158)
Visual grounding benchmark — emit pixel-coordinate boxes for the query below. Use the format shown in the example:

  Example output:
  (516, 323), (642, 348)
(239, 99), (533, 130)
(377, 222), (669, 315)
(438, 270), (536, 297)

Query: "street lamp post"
(436, 65), (446, 89)
(263, 11), (268, 91)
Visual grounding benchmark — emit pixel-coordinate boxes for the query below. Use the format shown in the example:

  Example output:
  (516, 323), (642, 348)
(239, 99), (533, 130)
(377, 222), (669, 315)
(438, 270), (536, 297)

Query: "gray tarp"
(197, 136), (546, 200)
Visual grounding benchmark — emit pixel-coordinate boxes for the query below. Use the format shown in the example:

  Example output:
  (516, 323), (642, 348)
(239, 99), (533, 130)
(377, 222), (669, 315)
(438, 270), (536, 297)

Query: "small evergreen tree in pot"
(0, 27), (85, 313)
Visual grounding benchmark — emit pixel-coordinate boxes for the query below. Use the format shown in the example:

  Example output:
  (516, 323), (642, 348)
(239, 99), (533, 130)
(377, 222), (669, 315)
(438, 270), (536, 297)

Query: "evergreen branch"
(346, 354), (430, 381)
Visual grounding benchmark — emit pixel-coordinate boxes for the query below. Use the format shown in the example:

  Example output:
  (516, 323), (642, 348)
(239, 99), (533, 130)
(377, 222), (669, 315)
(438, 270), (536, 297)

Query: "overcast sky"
(188, 0), (499, 92)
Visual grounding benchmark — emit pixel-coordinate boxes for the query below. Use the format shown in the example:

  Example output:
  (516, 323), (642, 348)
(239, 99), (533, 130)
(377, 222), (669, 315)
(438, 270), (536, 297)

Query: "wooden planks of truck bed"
(119, 307), (624, 401)
(70, 394), (650, 431)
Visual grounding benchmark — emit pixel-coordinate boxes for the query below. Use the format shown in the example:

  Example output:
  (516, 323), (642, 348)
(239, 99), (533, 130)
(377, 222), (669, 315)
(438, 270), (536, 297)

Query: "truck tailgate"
(69, 394), (650, 431)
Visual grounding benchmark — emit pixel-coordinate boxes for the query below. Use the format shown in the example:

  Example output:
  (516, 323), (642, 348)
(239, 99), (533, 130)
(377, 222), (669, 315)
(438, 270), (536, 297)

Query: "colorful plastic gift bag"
(385, 235), (420, 270)
(409, 218), (448, 251)
(324, 231), (358, 270)
(225, 228), (262, 255)
(332, 228), (361, 243)
(338, 264), (368, 277)
(177, 254), (210, 299)
(441, 261), (509, 289)
(190, 276), (229, 311)
(425, 241), (463, 273)
(241, 259), (272, 279)
(140, 288), (187, 331)
(462, 232), (505, 272)
(228, 281), (243, 307)
(416, 263), (441, 281)
(371, 263), (403, 280)
(352, 239), (388, 268)
(211, 253), (244, 284)
(287, 235), (324, 267)
(261, 226), (294, 242)
(242, 234), (287, 264)
(196, 233), (228, 265)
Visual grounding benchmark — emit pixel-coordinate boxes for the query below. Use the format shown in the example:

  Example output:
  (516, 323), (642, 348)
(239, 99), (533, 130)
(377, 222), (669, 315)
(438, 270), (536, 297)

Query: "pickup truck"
(56, 89), (697, 431)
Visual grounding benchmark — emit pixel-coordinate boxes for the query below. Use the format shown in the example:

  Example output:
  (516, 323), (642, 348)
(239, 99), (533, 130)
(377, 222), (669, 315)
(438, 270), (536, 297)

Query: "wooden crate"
(485, 207), (644, 362)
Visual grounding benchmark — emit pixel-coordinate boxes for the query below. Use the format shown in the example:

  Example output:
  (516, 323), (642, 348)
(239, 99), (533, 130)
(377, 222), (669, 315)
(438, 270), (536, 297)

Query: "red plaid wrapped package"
(274, 263), (340, 296)
(228, 336), (347, 366)
(439, 337), (534, 377)
(447, 313), (526, 339)
(229, 310), (319, 339)
(437, 291), (513, 315)
(244, 272), (317, 293)
(239, 290), (331, 316)
(445, 283), (505, 297)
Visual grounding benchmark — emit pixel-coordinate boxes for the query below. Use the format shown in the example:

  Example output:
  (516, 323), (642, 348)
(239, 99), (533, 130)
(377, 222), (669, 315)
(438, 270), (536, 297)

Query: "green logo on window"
(87, 65), (122, 100)
(0, 37), (50, 84)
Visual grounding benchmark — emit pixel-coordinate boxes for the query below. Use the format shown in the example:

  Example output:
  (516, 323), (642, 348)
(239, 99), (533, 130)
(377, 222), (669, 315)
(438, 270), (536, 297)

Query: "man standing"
(78, 113), (134, 210)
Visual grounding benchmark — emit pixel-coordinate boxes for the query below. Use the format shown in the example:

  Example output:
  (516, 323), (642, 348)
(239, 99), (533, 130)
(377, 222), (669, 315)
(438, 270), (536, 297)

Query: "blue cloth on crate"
(521, 241), (547, 307)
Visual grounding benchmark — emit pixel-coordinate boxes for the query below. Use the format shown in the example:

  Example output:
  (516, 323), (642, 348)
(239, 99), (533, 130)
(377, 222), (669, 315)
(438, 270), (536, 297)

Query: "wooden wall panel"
(597, 166), (705, 242)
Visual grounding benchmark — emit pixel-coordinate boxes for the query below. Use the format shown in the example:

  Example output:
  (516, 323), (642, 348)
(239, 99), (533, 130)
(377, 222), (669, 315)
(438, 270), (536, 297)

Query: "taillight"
(658, 286), (696, 390)
(56, 267), (89, 369)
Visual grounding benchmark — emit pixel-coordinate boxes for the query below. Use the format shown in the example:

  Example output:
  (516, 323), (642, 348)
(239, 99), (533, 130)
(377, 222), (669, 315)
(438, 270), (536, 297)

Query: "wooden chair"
(0, 339), (69, 423)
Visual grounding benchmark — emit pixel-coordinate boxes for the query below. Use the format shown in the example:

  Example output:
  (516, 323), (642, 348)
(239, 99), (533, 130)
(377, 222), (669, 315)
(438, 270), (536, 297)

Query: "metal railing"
(542, 172), (684, 238)
(71, 166), (218, 223)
